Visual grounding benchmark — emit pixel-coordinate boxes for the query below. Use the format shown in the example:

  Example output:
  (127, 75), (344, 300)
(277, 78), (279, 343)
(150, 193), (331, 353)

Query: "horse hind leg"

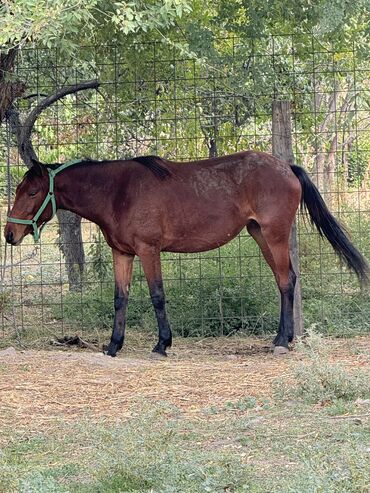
(247, 220), (296, 354)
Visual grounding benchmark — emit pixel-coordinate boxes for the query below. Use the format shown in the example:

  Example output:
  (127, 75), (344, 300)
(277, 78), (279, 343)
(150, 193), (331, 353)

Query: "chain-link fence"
(1, 34), (369, 345)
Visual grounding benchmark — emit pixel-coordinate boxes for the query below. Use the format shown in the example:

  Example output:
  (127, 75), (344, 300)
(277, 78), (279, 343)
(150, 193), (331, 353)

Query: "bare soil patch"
(0, 334), (368, 441)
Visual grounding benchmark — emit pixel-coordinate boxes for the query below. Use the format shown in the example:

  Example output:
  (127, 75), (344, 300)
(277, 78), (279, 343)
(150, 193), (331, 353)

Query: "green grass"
(1, 338), (369, 493)
(1, 399), (368, 493)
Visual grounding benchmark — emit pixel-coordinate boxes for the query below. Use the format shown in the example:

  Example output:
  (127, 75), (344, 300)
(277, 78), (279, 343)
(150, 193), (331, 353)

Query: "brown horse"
(4, 151), (369, 356)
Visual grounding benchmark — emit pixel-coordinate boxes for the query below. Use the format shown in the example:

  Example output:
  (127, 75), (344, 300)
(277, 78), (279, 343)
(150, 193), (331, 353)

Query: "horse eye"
(29, 191), (38, 197)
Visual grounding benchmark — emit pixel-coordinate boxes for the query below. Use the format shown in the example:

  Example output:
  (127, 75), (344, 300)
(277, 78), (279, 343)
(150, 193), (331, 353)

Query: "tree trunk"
(57, 210), (85, 291)
(0, 49), (25, 121)
(209, 137), (218, 158)
(272, 100), (304, 337)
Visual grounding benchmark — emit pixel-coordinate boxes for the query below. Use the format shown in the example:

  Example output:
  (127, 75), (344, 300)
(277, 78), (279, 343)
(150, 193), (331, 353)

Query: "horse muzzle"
(4, 223), (26, 246)
(5, 230), (15, 245)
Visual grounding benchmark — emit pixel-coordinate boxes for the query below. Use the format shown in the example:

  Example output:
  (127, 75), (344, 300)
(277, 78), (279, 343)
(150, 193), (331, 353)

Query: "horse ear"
(31, 158), (45, 177)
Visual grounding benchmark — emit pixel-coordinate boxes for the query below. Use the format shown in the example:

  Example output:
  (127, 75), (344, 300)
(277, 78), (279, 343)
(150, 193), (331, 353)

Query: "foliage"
(87, 233), (112, 282)
(0, 162), (27, 198)
(0, 0), (97, 52)
(0, 1), (192, 53)
(201, 0), (370, 46)
(276, 329), (370, 404)
(290, 358), (369, 404)
(111, 0), (192, 34)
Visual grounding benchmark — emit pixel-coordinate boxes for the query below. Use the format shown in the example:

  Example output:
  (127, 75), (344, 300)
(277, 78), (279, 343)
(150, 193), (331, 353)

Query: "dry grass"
(0, 333), (368, 443)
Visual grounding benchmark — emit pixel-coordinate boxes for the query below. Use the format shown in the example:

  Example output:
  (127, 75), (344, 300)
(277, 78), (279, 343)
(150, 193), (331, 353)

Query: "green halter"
(7, 159), (81, 242)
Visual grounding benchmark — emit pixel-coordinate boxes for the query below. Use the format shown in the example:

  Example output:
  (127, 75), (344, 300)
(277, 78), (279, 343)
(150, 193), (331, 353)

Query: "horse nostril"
(6, 231), (14, 244)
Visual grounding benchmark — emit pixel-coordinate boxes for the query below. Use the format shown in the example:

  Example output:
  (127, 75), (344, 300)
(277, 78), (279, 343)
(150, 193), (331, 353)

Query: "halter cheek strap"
(7, 159), (81, 242)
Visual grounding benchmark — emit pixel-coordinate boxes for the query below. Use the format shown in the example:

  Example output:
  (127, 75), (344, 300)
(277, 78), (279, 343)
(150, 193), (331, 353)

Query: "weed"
(0, 290), (11, 314)
(224, 396), (258, 411)
(276, 330), (370, 405)
(325, 398), (356, 416)
(292, 360), (369, 404)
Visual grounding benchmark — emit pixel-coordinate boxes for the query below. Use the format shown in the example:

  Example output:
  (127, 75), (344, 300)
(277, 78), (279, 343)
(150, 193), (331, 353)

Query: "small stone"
(0, 347), (17, 357)
(273, 346), (289, 356)
(355, 399), (370, 406)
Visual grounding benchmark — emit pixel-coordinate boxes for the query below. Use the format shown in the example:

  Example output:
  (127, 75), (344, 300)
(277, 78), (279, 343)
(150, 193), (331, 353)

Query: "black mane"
(44, 155), (171, 180)
(132, 156), (171, 179)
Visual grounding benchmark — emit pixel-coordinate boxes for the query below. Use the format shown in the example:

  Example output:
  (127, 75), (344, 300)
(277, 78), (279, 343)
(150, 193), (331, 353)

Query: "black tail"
(291, 165), (369, 285)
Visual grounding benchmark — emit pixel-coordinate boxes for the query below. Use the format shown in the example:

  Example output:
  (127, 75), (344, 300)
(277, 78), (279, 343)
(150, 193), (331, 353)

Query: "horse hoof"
(150, 350), (167, 360)
(105, 349), (117, 357)
(273, 346), (289, 356)
(105, 342), (120, 357)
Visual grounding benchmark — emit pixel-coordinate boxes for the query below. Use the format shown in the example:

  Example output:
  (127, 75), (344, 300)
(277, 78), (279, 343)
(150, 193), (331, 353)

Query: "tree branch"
(5, 104), (39, 166)
(19, 79), (100, 160)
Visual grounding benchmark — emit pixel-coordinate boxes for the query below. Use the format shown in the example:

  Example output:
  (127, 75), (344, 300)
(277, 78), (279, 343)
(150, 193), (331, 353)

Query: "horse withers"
(4, 151), (369, 356)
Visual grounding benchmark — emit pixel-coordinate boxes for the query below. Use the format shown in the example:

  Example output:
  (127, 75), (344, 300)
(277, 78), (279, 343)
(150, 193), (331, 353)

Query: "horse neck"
(54, 164), (116, 227)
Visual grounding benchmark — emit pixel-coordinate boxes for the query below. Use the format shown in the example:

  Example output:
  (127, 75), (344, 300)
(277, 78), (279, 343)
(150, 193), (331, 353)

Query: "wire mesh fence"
(1, 34), (369, 345)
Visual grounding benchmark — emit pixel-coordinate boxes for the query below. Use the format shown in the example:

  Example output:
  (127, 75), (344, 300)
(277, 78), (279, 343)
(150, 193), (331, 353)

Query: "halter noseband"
(7, 159), (81, 242)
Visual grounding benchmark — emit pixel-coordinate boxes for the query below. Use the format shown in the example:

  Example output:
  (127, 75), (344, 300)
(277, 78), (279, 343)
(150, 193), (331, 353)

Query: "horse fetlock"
(152, 342), (168, 357)
(106, 338), (124, 357)
(162, 331), (172, 348)
(273, 333), (289, 348)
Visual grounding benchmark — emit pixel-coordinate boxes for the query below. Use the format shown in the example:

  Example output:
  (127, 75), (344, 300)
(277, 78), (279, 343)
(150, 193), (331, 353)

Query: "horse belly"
(162, 207), (246, 253)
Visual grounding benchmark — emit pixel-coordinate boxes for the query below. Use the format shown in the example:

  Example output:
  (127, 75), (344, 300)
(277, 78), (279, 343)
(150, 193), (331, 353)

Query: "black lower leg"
(273, 269), (296, 347)
(107, 285), (129, 357)
(150, 280), (172, 356)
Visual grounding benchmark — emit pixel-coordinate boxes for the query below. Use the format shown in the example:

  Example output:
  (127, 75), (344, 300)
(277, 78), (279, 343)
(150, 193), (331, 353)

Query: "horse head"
(4, 162), (51, 245)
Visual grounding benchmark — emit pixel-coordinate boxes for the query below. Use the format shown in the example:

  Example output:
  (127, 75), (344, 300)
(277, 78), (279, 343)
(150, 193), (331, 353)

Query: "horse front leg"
(106, 250), (134, 357)
(139, 246), (172, 357)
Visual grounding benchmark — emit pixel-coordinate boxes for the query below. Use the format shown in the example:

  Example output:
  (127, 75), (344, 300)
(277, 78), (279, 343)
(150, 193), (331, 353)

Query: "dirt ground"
(0, 334), (369, 441)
